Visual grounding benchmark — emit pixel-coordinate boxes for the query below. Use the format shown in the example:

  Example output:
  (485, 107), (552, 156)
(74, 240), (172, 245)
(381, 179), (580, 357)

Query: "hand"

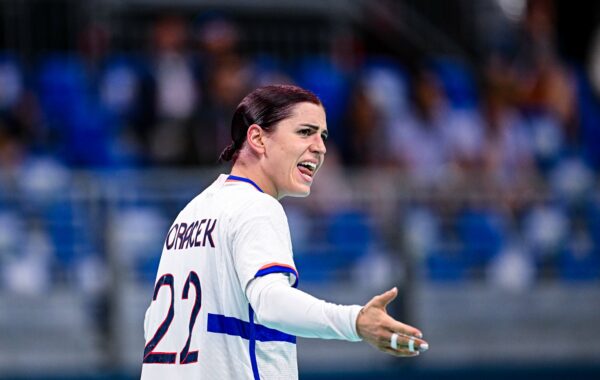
(356, 287), (429, 357)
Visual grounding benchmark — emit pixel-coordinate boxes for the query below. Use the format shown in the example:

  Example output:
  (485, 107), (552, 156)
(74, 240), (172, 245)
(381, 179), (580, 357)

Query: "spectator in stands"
(513, 0), (577, 148)
(480, 55), (536, 193)
(0, 125), (25, 172)
(438, 94), (486, 184)
(589, 23), (600, 99)
(190, 15), (255, 165)
(386, 67), (448, 187)
(340, 81), (388, 166)
(146, 14), (199, 165)
(0, 57), (40, 172)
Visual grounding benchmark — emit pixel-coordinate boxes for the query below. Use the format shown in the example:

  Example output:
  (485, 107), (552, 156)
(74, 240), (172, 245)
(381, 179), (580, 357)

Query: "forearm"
(246, 274), (362, 341)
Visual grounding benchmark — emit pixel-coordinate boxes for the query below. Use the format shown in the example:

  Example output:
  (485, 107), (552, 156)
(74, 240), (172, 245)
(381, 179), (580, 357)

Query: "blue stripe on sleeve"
(255, 265), (299, 288)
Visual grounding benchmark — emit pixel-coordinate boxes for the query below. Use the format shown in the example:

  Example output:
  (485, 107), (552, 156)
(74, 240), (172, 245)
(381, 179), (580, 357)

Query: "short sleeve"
(231, 195), (299, 291)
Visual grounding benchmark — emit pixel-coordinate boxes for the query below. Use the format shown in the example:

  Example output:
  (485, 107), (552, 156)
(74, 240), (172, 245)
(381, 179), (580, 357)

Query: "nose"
(309, 135), (327, 155)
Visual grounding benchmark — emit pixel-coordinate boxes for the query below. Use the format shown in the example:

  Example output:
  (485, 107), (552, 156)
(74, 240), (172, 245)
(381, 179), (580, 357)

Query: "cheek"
(274, 143), (294, 164)
(266, 138), (302, 178)
(269, 145), (293, 176)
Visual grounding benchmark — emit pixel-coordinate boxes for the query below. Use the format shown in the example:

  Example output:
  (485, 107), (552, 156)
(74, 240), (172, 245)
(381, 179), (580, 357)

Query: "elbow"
(252, 301), (287, 331)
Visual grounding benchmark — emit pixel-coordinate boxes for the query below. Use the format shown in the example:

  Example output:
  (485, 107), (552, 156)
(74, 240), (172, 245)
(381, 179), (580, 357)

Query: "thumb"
(369, 287), (398, 310)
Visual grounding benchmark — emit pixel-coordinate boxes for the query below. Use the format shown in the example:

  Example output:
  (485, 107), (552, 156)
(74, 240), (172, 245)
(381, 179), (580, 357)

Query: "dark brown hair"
(219, 84), (323, 162)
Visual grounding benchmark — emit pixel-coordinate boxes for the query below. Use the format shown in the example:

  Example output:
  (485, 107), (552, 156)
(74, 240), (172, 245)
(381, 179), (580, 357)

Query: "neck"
(230, 163), (277, 199)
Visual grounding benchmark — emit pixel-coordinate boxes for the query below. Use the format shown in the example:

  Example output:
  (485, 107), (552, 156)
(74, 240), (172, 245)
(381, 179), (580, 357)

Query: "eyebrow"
(301, 124), (328, 136)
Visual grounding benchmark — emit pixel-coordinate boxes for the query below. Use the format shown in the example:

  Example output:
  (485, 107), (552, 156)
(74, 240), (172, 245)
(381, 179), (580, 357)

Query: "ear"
(246, 124), (266, 155)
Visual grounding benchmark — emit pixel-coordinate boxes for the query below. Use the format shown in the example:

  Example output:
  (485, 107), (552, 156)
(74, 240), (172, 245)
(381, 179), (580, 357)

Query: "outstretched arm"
(246, 274), (428, 356)
(247, 273), (362, 341)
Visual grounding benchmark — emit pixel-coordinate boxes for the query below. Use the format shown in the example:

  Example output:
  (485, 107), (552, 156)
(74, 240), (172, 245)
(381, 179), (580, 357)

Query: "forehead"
(286, 102), (327, 131)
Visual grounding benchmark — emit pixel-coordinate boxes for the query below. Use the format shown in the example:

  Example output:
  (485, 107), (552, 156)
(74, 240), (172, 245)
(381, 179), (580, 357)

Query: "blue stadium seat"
(456, 207), (506, 269)
(65, 101), (114, 167)
(37, 54), (90, 129)
(404, 206), (469, 281)
(559, 217), (600, 282)
(294, 246), (349, 283)
(44, 200), (90, 269)
(582, 200), (600, 255)
(295, 209), (373, 283)
(559, 249), (600, 281)
(426, 248), (468, 282)
(429, 57), (478, 109)
(574, 66), (600, 170)
(326, 209), (372, 263)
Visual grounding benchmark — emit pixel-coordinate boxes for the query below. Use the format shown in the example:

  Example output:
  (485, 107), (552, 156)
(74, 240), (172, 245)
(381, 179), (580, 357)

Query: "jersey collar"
(226, 175), (264, 193)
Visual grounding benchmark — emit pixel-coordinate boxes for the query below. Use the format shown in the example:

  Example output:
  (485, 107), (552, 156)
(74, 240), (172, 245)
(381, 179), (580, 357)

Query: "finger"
(388, 320), (423, 339)
(381, 347), (420, 357)
(368, 287), (398, 310)
(388, 333), (429, 353)
(394, 348), (422, 357)
(399, 336), (429, 353)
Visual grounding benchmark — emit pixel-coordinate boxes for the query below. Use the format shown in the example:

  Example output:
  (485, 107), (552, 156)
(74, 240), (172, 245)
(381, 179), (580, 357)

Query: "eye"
(298, 128), (312, 136)
(321, 133), (328, 142)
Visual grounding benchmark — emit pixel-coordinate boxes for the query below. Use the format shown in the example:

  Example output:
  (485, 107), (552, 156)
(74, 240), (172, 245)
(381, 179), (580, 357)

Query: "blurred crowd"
(1, 0), (600, 294)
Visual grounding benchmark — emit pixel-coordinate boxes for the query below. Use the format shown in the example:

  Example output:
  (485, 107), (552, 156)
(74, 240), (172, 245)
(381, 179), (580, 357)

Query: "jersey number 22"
(143, 272), (201, 364)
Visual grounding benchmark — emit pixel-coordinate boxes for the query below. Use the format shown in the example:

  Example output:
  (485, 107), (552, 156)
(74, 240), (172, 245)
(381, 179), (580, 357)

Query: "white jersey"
(141, 174), (300, 380)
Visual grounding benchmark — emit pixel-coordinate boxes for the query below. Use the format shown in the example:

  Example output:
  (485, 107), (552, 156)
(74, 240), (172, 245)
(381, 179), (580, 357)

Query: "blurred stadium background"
(1, 0), (600, 379)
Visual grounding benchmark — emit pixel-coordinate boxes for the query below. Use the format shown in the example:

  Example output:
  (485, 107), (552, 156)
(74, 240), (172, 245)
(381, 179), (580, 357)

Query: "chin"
(284, 185), (311, 198)
(294, 190), (311, 198)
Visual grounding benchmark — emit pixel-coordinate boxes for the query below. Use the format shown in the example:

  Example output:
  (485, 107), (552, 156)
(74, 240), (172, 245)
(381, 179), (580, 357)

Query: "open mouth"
(297, 161), (317, 181)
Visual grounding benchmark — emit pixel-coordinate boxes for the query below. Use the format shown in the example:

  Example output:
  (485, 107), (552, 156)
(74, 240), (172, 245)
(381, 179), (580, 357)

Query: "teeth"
(299, 161), (316, 171)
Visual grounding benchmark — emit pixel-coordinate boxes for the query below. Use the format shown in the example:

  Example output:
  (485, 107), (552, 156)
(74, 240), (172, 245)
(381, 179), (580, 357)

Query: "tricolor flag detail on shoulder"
(255, 263), (299, 288)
